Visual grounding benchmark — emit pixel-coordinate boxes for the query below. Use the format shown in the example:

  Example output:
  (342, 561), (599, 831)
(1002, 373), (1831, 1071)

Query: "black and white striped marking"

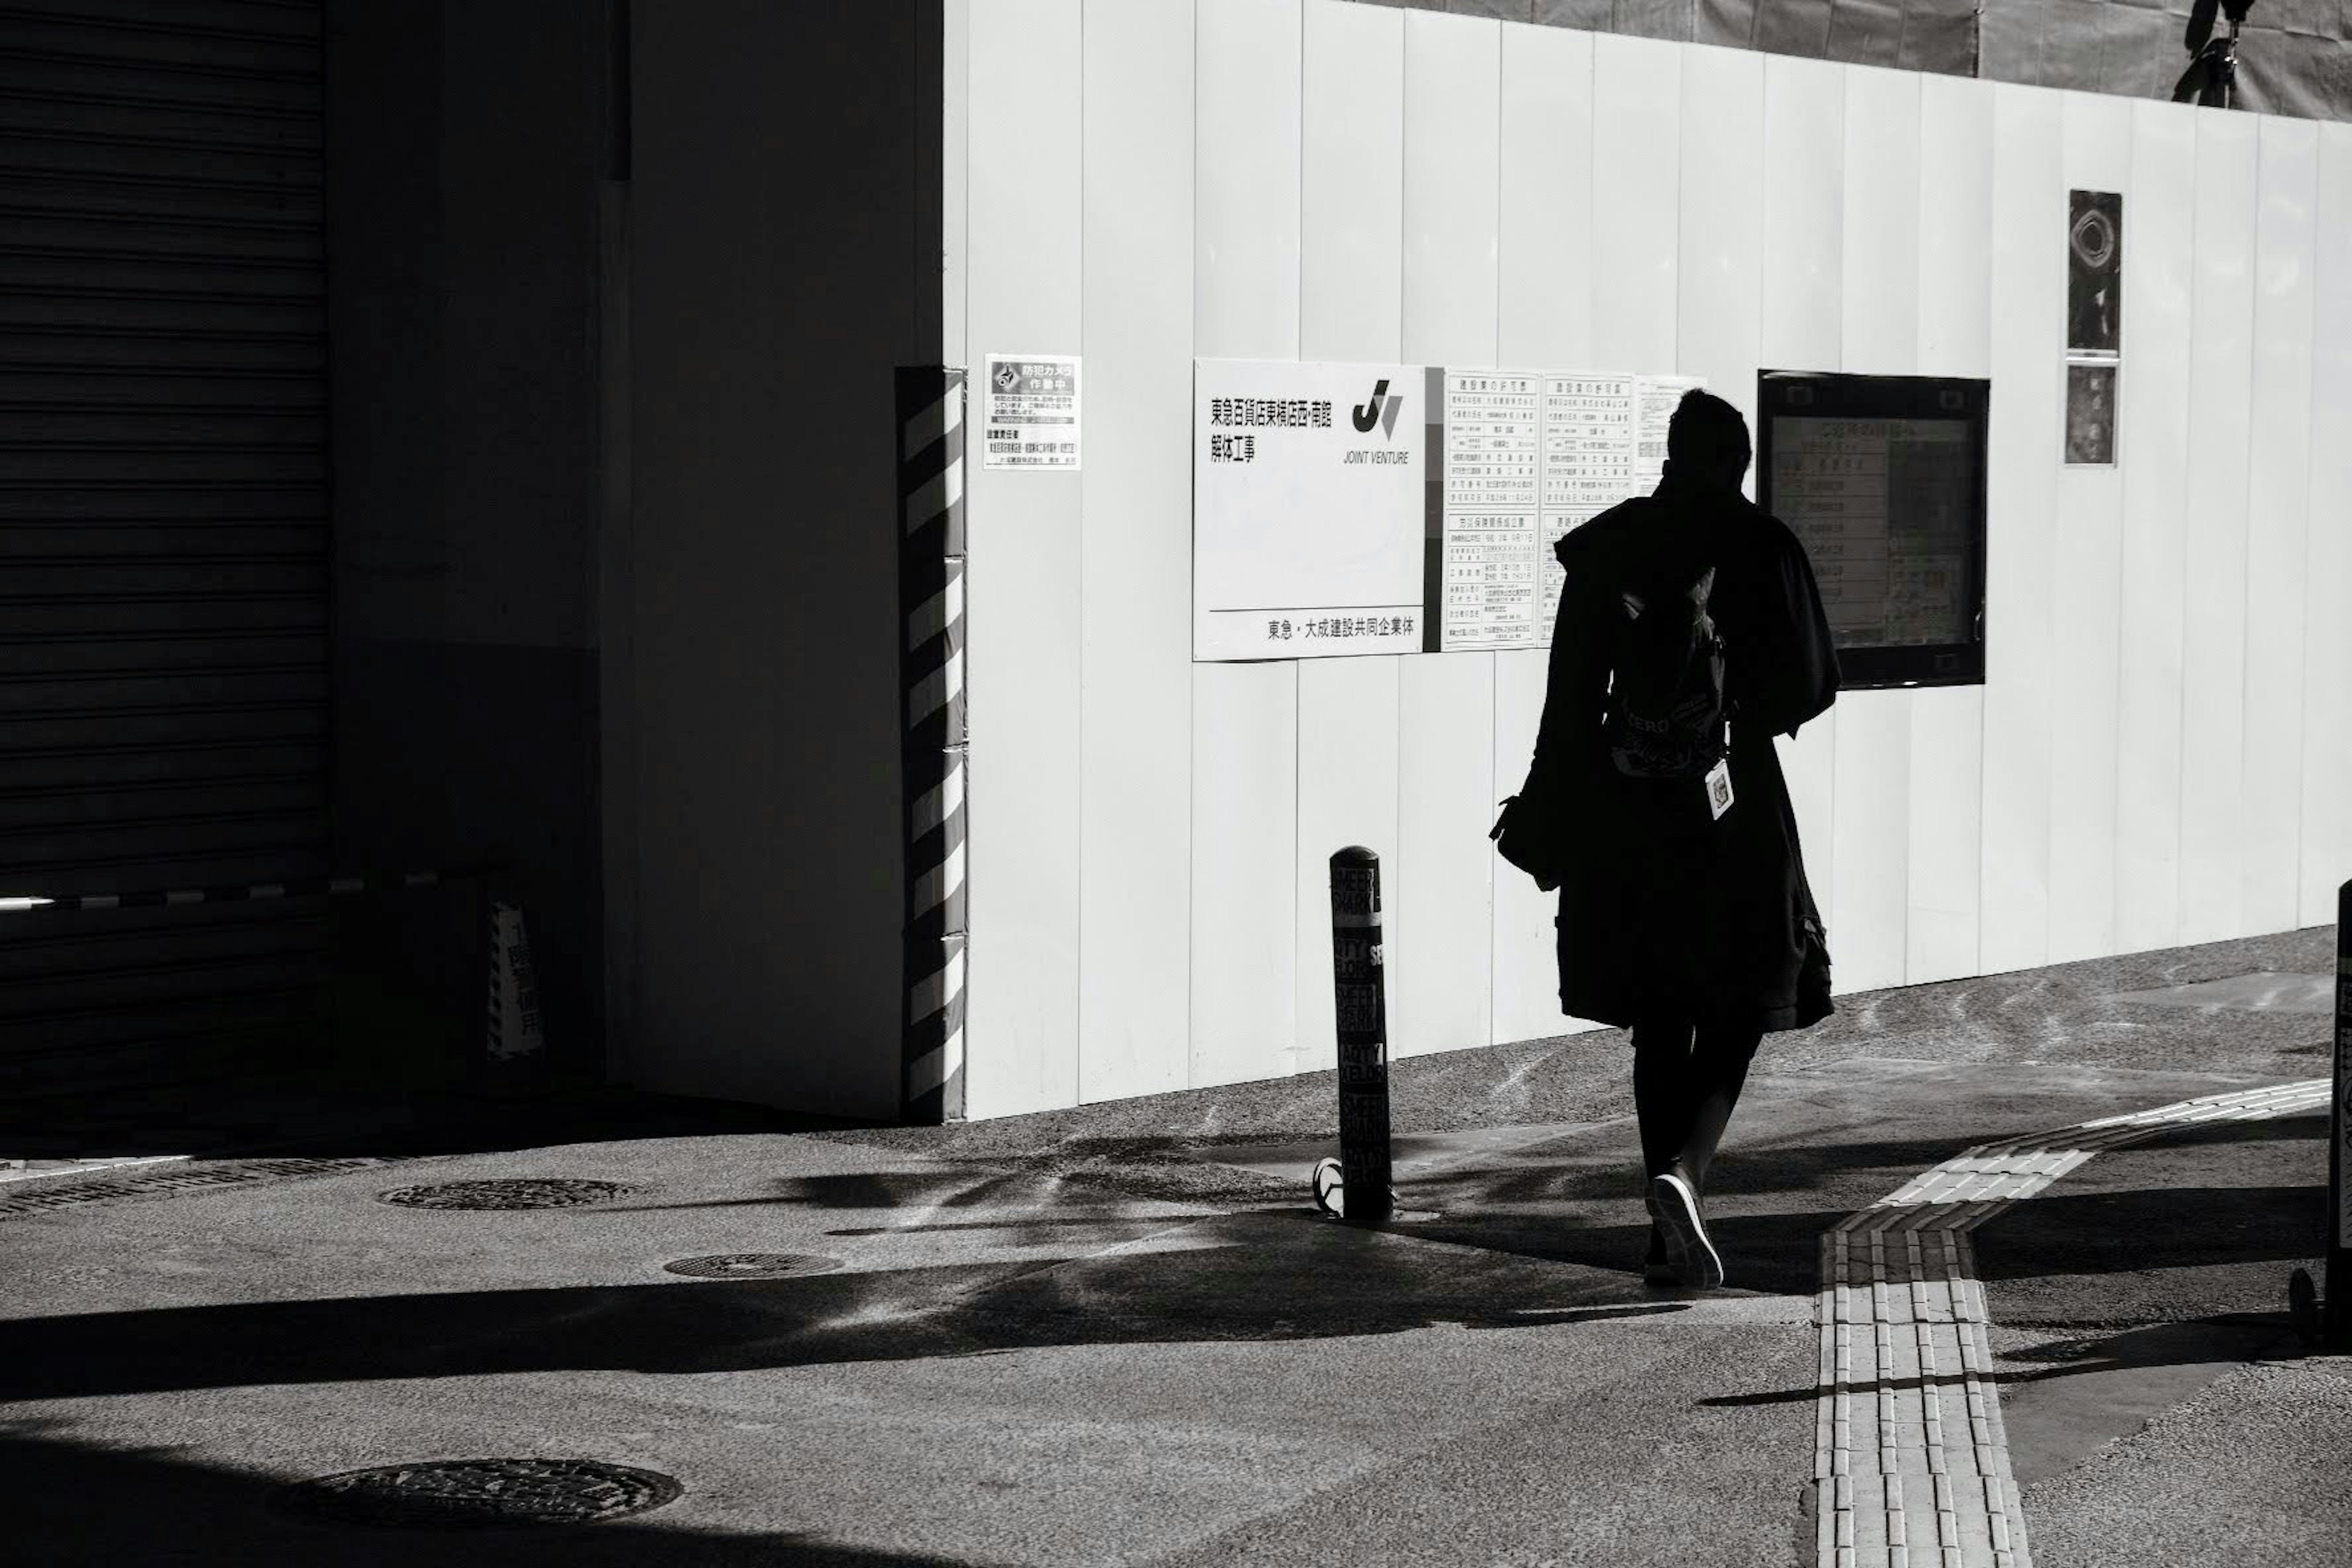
(0, 867), (489, 914)
(899, 366), (968, 1123)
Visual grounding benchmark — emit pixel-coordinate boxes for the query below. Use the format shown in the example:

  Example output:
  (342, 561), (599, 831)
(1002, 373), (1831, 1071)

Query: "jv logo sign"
(1352, 380), (1403, 439)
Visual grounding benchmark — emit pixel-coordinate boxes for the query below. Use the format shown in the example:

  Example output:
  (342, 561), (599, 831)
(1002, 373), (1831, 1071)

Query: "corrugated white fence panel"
(963, 0), (1084, 1117)
(1194, 0), (1300, 360)
(1589, 31), (1681, 373)
(1491, 20), (1591, 1046)
(1078, 0), (1194, 1105)
(2302, 123), (2352, 927)
(1394, 9), (1498, 1061)
(1489, 647), (1562, 1044)
(2045, 91), (2133, 965)
(1904, 683), (1986, 985)
(1191, 0), (1301, 1090)
(1760, 55), (1845, 377)
(2240, 115), (2321, 938)
(1979, 83), (2064, 975)
(1191, 669), (1300, 1087)
(1828, 687), (1912, 995)
(1395, 655), (1496, 1058)
(1498, 21), (1595, 374)
(1917, 75), (1994, 381)
(1302, 0), (1402, 363)
(1760, 54), (1844, 937)
(2114, 99), (2198, 954)
(2177, 108), (2260, 946)
(1828, 64), (1920, 994)
(951, 10), (2352, 1120)
(1675, 43), (1763, 453)
(1295, 0), (1406, 1077)
(1839, 67), (1920, 377)
(1297, 658), (1401, 1077)
(1906, 72), (1993, 986)
(1402, 9), (1499, 366)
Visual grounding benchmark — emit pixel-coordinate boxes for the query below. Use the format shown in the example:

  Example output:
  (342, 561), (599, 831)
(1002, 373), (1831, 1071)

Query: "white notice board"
(1193, 360), (1425, 660)
(1193, 359), (1704, 661)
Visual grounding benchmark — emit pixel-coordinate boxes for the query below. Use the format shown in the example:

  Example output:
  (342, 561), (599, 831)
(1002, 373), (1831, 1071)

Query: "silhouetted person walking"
(1512, 389), (1838, 1288)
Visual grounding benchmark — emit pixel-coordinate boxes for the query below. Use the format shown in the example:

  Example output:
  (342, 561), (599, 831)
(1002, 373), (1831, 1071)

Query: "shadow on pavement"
(1697, 1311), (2310, 1409)
(9, 1174), (2315, 1406)
(0, 1212), (1696, 1403)
(0, 1420), (974, 1567)
(0, 1069), (876, 1163)
(1330, 1172), (2328, 1302)
(1969, 1182), (2329, 1280)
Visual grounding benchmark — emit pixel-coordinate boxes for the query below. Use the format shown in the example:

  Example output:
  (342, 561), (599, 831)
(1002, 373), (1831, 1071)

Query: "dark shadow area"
(0, 1212), (1689, 1404)
(823, 1213), (1219, 1237)
(1694, 1114), (2323, 1200)
(0, 1420), (977, 1567)
(1390, 1208), (1829, 1297)
(1698, 1311), (2306, 1409)
(1360, 1170), (2328, 1303)
(1969, 1183), (2328, 1281)
(0, 1064), (879, 1163)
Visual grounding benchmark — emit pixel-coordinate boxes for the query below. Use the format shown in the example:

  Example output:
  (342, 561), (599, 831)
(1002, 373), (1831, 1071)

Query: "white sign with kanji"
(981, 353), (1080, 470)
(1193, 358), (1425, 662)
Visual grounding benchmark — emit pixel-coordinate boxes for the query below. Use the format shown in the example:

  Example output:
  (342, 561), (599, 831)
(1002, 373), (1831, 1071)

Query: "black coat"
(1518, 477), (1841, 1033)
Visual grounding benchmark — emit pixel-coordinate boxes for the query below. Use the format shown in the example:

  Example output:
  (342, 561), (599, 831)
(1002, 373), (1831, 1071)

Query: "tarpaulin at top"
(1385, 1), (2352, 123)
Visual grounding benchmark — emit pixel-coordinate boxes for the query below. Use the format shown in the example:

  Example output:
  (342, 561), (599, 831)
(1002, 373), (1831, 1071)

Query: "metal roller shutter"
(0, 0), (328, 1101)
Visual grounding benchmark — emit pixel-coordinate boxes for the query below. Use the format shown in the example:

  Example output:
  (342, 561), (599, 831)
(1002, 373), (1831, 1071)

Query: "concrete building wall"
(950, 0), (2352, 1118)
(620, 1), (940, 1118)
(324, 0), (609, 1074)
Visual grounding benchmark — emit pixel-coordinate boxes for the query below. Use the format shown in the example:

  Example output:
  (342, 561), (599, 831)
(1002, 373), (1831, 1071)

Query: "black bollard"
(2330, 880), (2350, 1348)
(2293, 876), (2352, 1350)
(1328, 846), (1393, 1227)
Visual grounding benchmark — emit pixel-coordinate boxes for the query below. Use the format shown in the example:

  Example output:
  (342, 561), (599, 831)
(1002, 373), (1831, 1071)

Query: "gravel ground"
(2022, 1353), (2352, 1568)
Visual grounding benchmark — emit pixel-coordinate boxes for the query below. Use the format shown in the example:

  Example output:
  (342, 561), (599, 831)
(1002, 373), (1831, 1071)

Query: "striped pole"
(0, 867), (500, 915)
(899, 366), (968, 1124)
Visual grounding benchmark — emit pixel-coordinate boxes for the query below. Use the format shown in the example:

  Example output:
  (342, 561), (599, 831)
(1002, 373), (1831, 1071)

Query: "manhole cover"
(273, 1458), (681, 1530)
(663, 1252), (839, 1279)
(377, 1178), (641, 1211)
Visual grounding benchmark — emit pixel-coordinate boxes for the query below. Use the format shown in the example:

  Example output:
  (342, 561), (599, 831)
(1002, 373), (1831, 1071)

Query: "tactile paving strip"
(1812, 1078), (2329, 1568)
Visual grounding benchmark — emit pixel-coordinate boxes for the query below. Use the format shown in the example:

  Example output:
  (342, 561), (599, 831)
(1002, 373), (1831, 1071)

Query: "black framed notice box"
(1755, 371), (1990, 690)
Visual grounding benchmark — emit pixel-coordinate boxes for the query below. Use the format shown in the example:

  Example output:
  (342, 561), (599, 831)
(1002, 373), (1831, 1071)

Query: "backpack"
(1604, 561), (1728, 781)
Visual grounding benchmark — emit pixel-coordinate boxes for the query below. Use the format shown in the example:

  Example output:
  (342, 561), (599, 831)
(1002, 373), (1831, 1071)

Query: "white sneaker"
(1647, 1172), (1723, 1289)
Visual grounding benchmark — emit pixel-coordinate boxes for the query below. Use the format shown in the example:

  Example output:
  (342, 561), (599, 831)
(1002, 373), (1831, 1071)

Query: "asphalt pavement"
(0, 924), (2344, 1566)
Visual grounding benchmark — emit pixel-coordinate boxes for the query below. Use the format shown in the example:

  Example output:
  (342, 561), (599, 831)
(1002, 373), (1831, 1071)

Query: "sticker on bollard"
(1311, 1156), (1344, 1218)
(1326, 847), (1393, 1226)
(1311, 1156), (1439, 1224)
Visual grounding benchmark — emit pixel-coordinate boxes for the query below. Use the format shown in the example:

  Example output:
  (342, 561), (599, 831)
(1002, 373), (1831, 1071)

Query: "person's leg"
(1629, 1016), (1691, 1279)
(1630, 1014), (1697, 1180)
(1675, 1020), (1765, 1197)
(1633, 1014), (1726, 1286)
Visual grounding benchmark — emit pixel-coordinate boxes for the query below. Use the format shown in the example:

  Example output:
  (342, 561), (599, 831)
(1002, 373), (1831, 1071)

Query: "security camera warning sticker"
(982, 354), (1080, 470)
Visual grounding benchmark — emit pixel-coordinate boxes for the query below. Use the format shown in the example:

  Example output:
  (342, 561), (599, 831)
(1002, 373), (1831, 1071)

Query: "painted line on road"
(0, 1153), (190, 1186)
(1813, 1077), (2329, 1568)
